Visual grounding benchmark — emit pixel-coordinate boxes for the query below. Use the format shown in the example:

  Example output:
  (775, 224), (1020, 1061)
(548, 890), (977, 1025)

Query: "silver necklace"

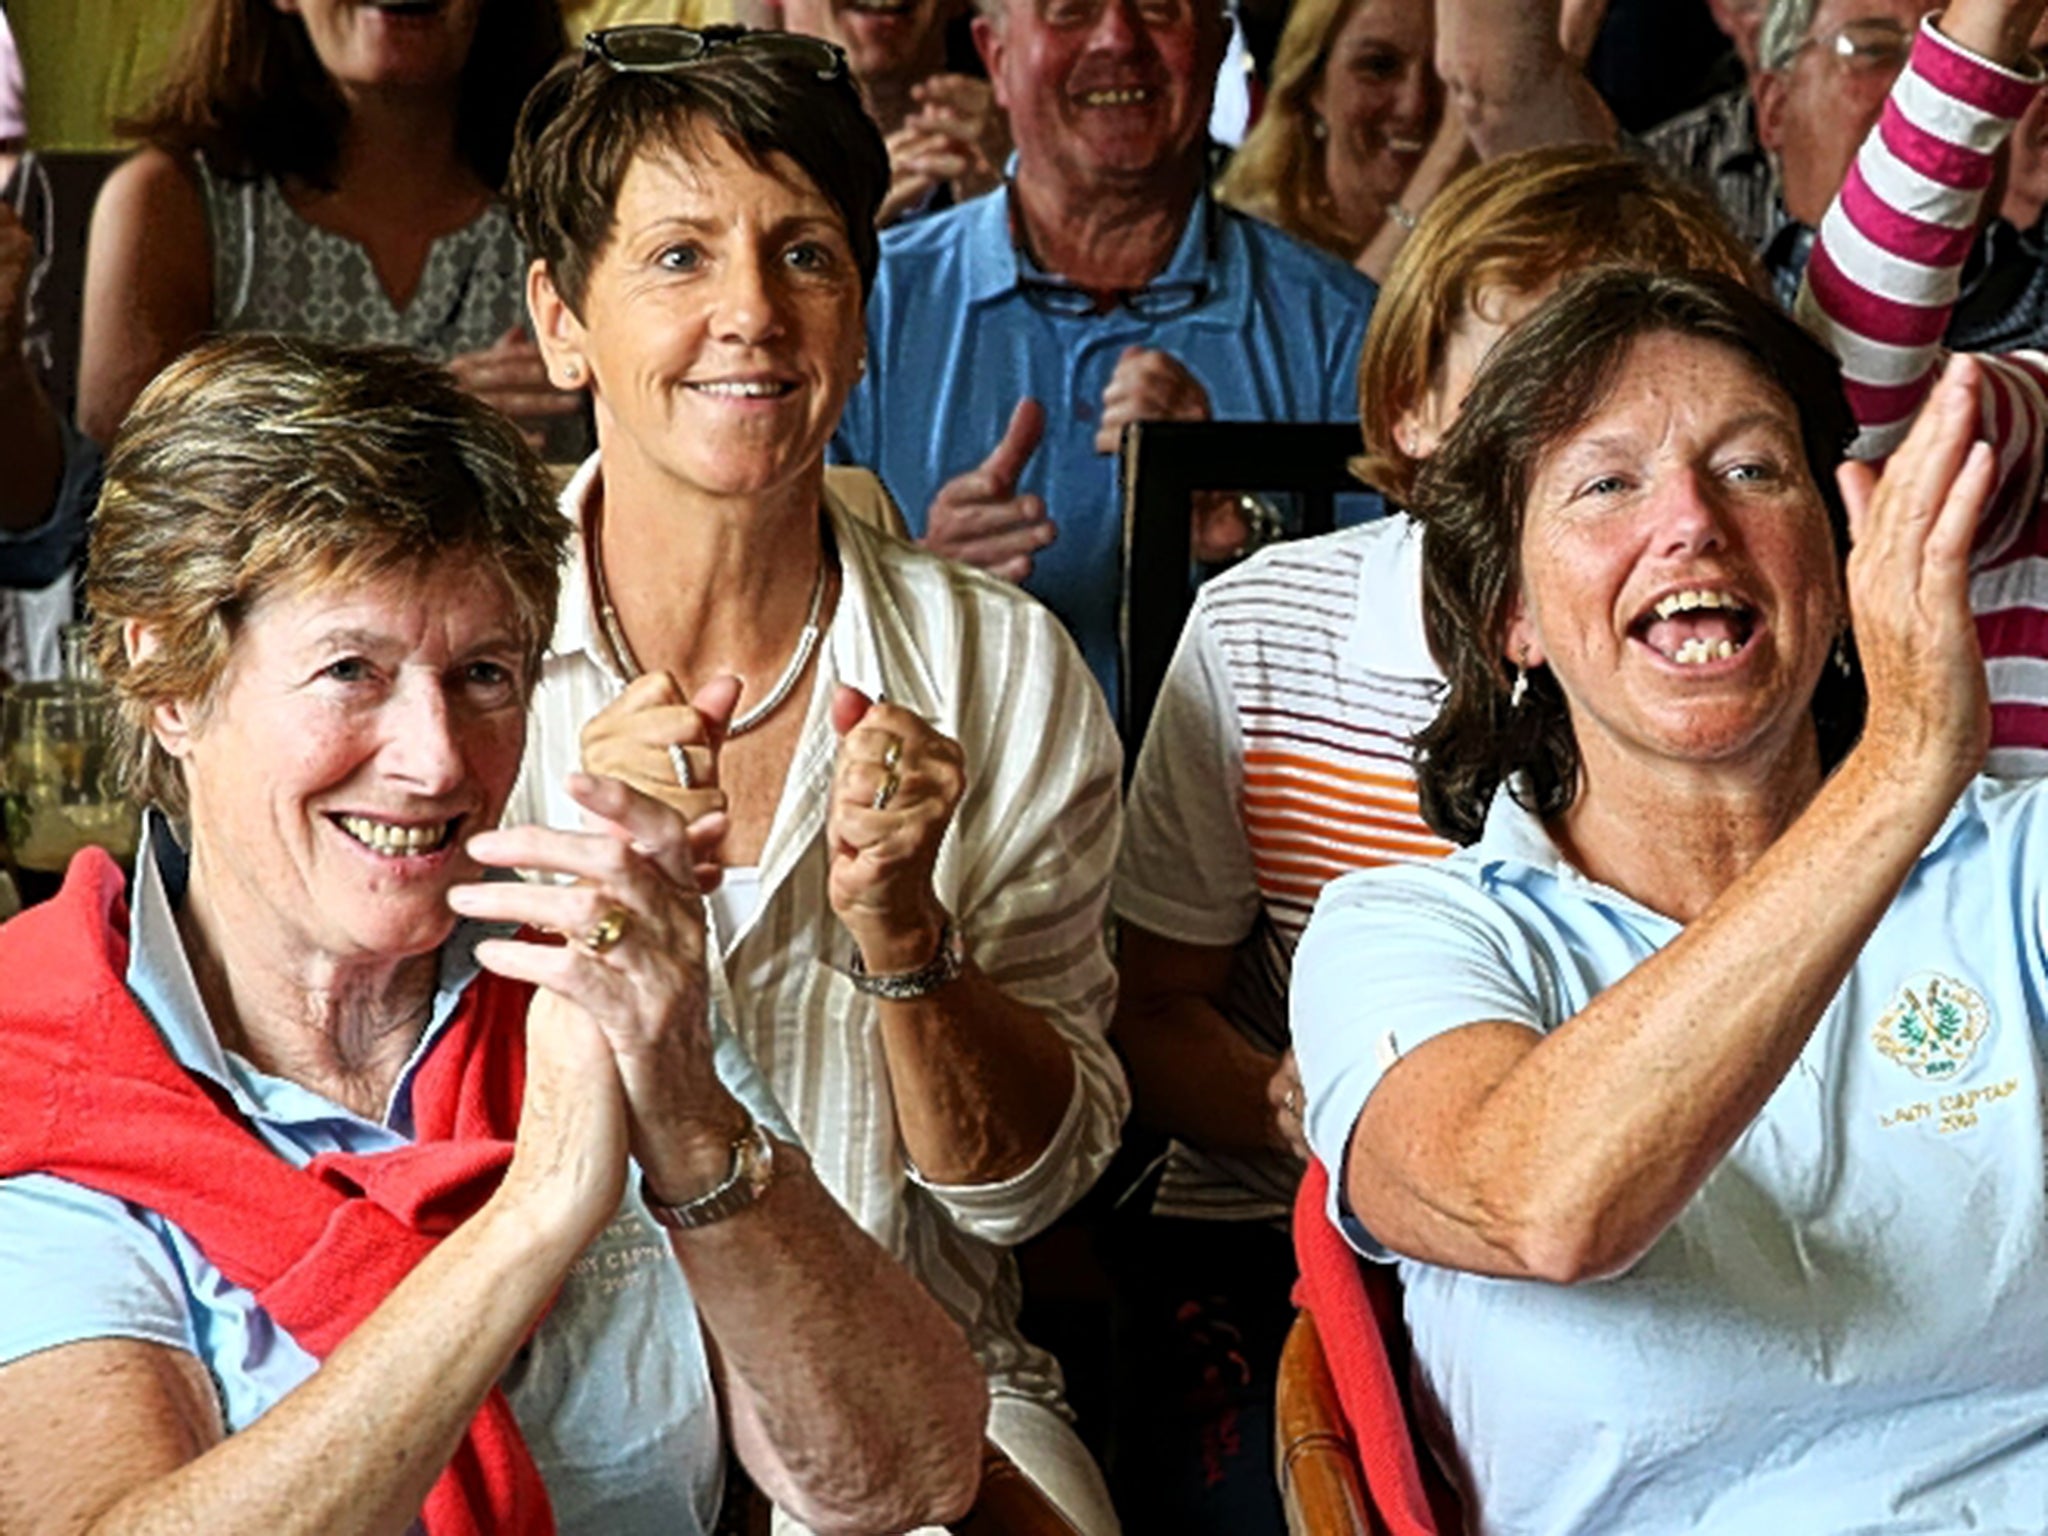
(590, 520), (828, 739)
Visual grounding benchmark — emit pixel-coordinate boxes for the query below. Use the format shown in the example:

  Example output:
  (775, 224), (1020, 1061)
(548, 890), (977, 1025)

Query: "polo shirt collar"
(1337, 514), (1437, 682)
(1467, 771), (1980, 922)
(125, 810), (494, 1133)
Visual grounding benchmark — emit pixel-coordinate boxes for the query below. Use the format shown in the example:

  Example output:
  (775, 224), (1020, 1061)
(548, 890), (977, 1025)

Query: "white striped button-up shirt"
(508, 462), (1129, 1406)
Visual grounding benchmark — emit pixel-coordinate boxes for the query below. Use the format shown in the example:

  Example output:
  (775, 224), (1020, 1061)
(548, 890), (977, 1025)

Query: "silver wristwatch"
(846, 917), (967, 1000)
(641, 1117), (777, 1231)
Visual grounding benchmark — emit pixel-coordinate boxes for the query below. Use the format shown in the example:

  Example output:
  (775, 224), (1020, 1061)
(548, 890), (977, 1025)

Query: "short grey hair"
(1759, 0), (1820, 71)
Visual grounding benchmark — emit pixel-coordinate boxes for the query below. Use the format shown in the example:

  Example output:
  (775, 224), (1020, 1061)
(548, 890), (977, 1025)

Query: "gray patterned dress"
(195, 155), (528, 358)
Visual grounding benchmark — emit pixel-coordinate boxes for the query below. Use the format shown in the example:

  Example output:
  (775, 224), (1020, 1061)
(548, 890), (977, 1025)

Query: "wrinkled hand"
(921, 397), (1057, 582)
(496, 976), (631, 1252)
(580, 672), (738, 888)
(826, 686), (967, 973)
(1266, 1049), (1310, 1161)
(445, 326), (583, 449)
(453, 772), (735, 1195)
(877, 75), (1010, 226)
(0, 203), (31, 358)
(1093, 345), (1209, 454)
(1837, 352), (1996, 796)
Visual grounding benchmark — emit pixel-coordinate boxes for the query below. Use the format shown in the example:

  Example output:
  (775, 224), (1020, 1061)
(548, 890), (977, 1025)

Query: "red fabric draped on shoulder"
(0, 848), (555, 1536)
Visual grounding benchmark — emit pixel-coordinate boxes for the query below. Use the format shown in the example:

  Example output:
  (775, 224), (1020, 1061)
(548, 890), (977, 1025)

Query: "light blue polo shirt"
(1293, 778), (2048, 1535)
(0, 822), (795, 1535)
(833, 184), (1376, 708)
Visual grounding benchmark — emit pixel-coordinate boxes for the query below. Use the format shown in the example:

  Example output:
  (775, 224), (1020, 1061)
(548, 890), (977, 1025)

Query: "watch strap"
(641, 1117), (776, 1231)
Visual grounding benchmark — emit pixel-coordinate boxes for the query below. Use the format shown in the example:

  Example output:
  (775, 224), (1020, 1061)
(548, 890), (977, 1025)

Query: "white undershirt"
(706, 865), (762, 947)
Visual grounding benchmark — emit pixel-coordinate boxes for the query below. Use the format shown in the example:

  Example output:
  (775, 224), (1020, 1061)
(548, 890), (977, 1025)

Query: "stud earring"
(1309, 114), (1328, 142)
(856, 353), (868, 379)
(561, 360), (584, 386)
(1833, 630), (1853, 678)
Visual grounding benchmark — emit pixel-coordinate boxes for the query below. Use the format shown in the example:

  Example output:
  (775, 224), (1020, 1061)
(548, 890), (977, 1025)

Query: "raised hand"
(580, 672), (739, 889)
(1267, 1049), (1310, 1161)
(1837, 353), (1996, 795)
(876, 74), (1011, 226)
(445, 326), (583, 450)
(825, 685), (967, 973)
(920, 396), (1055, 582)
(454, 772), (745, 1204)
(1093, 345), (1210, 454)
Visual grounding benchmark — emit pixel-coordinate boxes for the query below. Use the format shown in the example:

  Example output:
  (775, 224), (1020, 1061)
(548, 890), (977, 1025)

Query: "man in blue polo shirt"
(833, 0), (1376, 706)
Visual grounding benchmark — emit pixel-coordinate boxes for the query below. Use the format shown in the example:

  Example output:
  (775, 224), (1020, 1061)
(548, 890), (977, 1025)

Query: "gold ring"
(881, 737), (903, 771)
(872, 767), (901, 811)
(578, 907), (631, 955)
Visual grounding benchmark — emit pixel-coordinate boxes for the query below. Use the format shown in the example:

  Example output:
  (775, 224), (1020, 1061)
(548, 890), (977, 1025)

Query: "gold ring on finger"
(578, 907), (631, 956)
(872, 766), (901, 811)
(881, 736), (904, 772)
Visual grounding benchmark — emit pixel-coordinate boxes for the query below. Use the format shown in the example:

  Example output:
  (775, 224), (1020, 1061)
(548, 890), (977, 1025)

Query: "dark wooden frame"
(1116, 419), (1365, 749)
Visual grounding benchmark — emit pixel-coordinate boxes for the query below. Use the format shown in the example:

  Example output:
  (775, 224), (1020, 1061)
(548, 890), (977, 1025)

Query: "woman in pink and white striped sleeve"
(1797, 0), (2048, 771)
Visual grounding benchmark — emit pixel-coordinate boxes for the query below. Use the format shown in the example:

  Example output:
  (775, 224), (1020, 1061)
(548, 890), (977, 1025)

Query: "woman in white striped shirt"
(500, 27), (1128, 1534)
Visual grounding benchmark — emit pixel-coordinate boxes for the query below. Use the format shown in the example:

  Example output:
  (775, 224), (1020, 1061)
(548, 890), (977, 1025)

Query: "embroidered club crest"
(1873, 972), (1991, 1082)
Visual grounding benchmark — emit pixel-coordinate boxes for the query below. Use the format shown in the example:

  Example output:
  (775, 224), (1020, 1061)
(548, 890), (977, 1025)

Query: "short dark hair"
(1410, 266), (1864, 845)
(89, 334), (569, 818)
(506, 30), (890, 315)
(117, 0), (565, 190)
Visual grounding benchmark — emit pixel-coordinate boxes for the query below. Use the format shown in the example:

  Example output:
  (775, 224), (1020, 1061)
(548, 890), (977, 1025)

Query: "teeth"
(1083, 88), (1151, 105)
(1652, 588), (1740, 621)
(1386, 137), (1426, 153)
(1670, 637), (1738, 665)
(691, 380), (788, 398)
(339, 815), (452, 855)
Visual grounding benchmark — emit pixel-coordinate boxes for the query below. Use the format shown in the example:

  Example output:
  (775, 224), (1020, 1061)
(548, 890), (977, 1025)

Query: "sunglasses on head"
(581, 24), (848, 83)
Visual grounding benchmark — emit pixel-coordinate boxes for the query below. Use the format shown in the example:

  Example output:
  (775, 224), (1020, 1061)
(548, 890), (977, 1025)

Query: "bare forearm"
(1941, 0), (2048, 67)
(676, 1145), (986, 1533)
(877, 965), (1076, 1185)
(0, 363), (62, 533)
(86, 1199), (577, 1536)
(1118, 993), (1283, 1158)
(1421, 753), (1952, 1281)
(1357, 104), (1475, 283)
(1435, 0), (1616, 156)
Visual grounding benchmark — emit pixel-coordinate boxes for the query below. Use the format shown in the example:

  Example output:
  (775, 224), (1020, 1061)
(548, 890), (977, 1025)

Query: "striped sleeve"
(912, 591), (1129, 1246)
(1116, 588), (1261, 947)
(1798, 17), (2047, 557)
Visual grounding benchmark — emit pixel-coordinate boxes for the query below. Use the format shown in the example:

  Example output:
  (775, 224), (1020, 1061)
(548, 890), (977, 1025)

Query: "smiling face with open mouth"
(1309, 0), (1440, 244)
(271, 0), (483, 93)
(160, 556), (529, 974)
(979, 0), (1225, 195)
(1505, 330), (1845, 784)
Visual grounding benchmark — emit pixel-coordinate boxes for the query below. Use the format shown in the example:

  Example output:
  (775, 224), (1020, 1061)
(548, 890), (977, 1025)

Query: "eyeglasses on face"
(1780, 16), (1916, 73)
(581, 24), (848, 84)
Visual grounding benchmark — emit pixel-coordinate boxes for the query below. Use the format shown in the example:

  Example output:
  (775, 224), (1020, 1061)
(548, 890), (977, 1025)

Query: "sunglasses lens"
(599, 27), (707, 67)
(587, 25), (845, 80)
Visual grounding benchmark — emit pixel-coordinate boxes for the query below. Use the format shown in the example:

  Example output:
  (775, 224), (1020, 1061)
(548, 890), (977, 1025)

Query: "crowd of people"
(9, 0), (2048, 1531)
